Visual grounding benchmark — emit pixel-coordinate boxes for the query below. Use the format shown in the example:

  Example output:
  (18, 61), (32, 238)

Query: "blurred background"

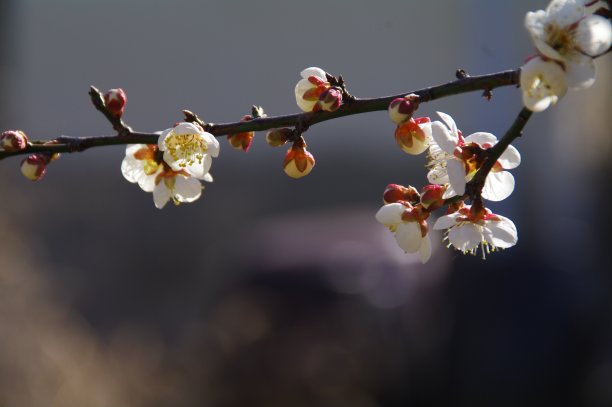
(1, 0), (611, 406)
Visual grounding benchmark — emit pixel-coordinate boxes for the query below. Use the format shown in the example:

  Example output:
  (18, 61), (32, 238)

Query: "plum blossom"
(520, 56), (569, 112)
(294, 67), (342, 112)
(158, 122), (219, 179)
(427, 112), (521, 202)
(376, 202), (431, 263)
(283, 138), (315, 179)
(121, 144), (212, 209)
(525, 0), (612, 89)
(433, 204), (518, 258)
(395, 117), (432, 155)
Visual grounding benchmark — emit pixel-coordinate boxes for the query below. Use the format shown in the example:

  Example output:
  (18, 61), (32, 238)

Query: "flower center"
(164, 132), (208, 168)
(545, 23), (574, 55)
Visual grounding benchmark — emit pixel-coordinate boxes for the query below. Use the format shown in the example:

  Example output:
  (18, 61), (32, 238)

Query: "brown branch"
(0, 68), (519, 161)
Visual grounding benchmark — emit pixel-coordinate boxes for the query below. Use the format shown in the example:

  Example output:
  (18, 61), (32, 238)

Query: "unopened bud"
(283, 138), (315, 179)
(20, 154), (48, 181)
(395, 117), (431, 155)
(227, 115), (254, 152)
(388, 94), (419, 124)
(1, 130), (29, 152)
(420, 184), (446, 210)
(383, 184), (420, 204)
(318, 87), (342, 112)
(103, 88), (127, 118)
(266, 128), (292, 147)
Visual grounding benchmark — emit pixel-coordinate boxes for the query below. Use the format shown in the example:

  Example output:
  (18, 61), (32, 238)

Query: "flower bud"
(1, 130), (28, 152)
(20, 154), (48, 181)
(266, 128), (292, 147)
(283, 138), (315, 179)
(318, 87), (342, 112)
(227, 115), (254, 152)
(420, 184), (446, 210)
(388, 94), (419, 124)
(395, 117), (431, 155)
(103, 88), (127, 118)
(383, 184), (420, 205)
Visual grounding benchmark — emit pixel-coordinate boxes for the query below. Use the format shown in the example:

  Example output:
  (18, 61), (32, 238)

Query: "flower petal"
(300, 67), (327, 80)
(465, 132), (497, 146)
(375, 203), (405, 226)
(446, 158), (466, 196)
(498, 144), (521, 169)
(433, 213), (460, 230)
(158, 129), (171, 151)
(138, 173), (159, 192)
(431, 121), (457, 154)
(172, 122), (202, 135)
(525, 10), (547, 40)
(448, 223), (482, 252)
(565, 57), (596, 89)
(483, 216), (518, 249)
(294, 78), (318, 112)
(575, 15), (612, 57)
(419, 234), (432, 264)
(436, 112), (458, 139)
(482, 171), (514, 201)
(174, 176), (202, 203)
(121, 156), (143, 184)
(153, 182), (172, 209)
(546, 0), (584, 28)
(394, 222), (423, 253)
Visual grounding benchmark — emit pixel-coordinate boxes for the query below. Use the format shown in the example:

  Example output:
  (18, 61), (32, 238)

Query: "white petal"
(565, 57), (596, 89)
(125, 143), (144, 156)
(498, 145), (521, 169)
(294, 78), (318, 112)
(482, 171), (515, 202)
(394, 222), (423, 253)
(172, 122), (202, 135)
(446, 158), (466, 196)
(483, 216), (518, 249)
(525, 10), (547, 40)
(174, 176), (202, 203)
(431, 121), (458, 154)
(420, 121), (433, 144)
(427, 167), (450, 185)
(441, 185), (458, 199)
(436, 112), (458, 137)
(522, 91), (554, 112)
(375, 203), (405, 226)
(576, 15), (612, 57)
(533, 37), (564, 61)
(419, 234), (432, 264)
(465, 132), (497, 146)
(448, 223), (482, 252)
(200, 172), (213, 183)
(520, 57), (568, 112)
(121, 156), (144, 184)
(300, 67), (327, 80)
(153, 183), (172, 209)
(203, 134), (220, 157)
(138, 173), (159, 193)
(158, 129), (171, 151)
(433, 213), (460, 230)
(546, 0), (584, 27)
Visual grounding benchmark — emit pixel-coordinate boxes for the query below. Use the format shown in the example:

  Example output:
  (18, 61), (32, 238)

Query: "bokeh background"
(1, 0), (611, 406)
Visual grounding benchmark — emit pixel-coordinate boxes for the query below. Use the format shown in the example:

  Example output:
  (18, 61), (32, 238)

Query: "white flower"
(525, 0), (612, 89)
(121, 144), (213, 209)
(294, 67), (330, 112)
(520, 56), (569, 112)
(433, 204), (518, 258)
(376, 202), (432, 263)
(427, 112), (521, 201)
(158, 122), (219, 179)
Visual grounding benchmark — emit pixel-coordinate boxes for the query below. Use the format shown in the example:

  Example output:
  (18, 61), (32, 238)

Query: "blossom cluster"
(520, 0), (611, 111)
(377, 110), (520, 262)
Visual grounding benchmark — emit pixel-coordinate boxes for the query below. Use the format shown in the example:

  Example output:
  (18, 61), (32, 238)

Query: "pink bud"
(103, 88), (127, 118)
(20, 154), (48, 181)
(388, 94), (419, 124)
(318, 87), (342, 112)
(420, 184), (446, 210)
(1, 130), (28, 152)
(227, 115), (254, 152)
(283, 138), (315, 179)
(383, 184), (420, 204)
